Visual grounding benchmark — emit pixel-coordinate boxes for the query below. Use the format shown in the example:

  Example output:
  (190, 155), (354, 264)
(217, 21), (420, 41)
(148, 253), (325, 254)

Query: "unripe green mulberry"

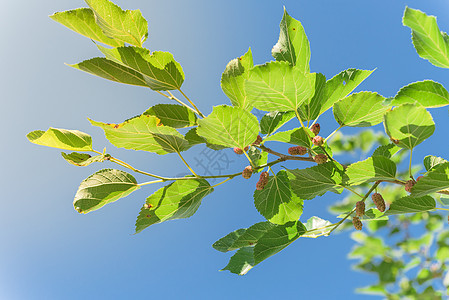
(288, 146), (307, 156)
(356, 201), (365, 217)
(312, 136), (324, 146)
(371, 193), (386, 212)
(242, 166), (253, 179)
(256, 171), (269, 190)
(314, 154), (328, 164)
(405, 180), (416, 193)
(253, 135), (263, 146)
(352, 216), (363, 230)
(311, 123), (320, 135)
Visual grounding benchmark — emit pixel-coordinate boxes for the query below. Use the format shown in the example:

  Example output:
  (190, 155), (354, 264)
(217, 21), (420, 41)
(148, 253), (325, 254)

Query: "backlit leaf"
(345, 156), (397, 186)
(73, 169), (139, 213)
(259, 111), (295, 135)
(61, 152), (105, 166)
(221, 48), (254, 110)
(135, 179), (213, 233)
(412, 162), (449, 196)
(143, 104), (197, 128)
(86, 0), (148, 47)
(263, 127), (312, 148)
(27, 128), (92, 151)
(391, 80), (449, 108)
(383, 104), (435, 150)
(298, 73), (326, 121)
(424, 155), (448, 172)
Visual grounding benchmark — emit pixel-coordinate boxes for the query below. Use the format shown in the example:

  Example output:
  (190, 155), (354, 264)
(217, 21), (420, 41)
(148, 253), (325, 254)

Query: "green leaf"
(69, 57), (149, 87)
(412, 162), (449, 196)
(253, 221), (306, 264)
(85, 0), (148, 47)
(221, 247), (255, 275)
(298, 73), (326, 121)
(391, 80), (449, 108)
(287, 162), (345, 200)
(403, 7), (449, 68)
(143, 104), (197, 128)
(221, 48), (254, 110)
(383, 104), (435, 150)
(27, 128), (92, 151)
(263, 127), (312, 148)
(303, 216), (332, 238)
(272, 8), (310, 73)
(212, 228), (247, 253)
(333, 92), (388, 127)
(344, 156), (397, 186)
(321, 69), (374, 115)
(73, 169), (140, 213)
(372, 144), (402, 159)
(90, 115), (190, 155)
(61, 152), (105, 166)
(259, 111), (295, 135)
(245, 61), (314, 112)
(197, 105), (259, 149)
(247, 146), (268, 170)
(254, 170), (304, 225)
(135, 179), (213, 233)
(98, 46), (184, 90)
(184, 128), (228, 150)
(424, 155), (448, 171)
(50, 8), (124, 47)
(230, 222), (275, 249)
(383, 195), (435, 215)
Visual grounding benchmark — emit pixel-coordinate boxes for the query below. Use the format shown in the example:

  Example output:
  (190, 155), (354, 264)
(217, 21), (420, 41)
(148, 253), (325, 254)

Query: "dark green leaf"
(298, 73), (326, 121)
(247, 146), (268, 170)
(143, 104), (197, 128)
(61, 152), (105, 166)
(260, 111), (295, 135)
(254, 170), (304, 224)
(383, 196), (435, 215)
(221, 247), (255, 275)
(412, 162), (449, 196)
(263, 127), (312, 148)
(230, 222), (275, 249)
(423, 155), (448, 171)
(212, 228), (246, 253)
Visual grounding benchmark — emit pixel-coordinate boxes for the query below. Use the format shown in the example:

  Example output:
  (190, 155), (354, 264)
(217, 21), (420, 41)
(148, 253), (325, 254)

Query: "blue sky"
(2, 0), (449, 299)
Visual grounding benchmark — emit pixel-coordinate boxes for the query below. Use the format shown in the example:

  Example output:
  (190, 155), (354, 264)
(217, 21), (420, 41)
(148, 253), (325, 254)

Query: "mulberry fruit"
(352, 216), (363, 230)
(314, 154), (328, 164)
(256, 171), (269, 190)
(288, 146), (307, 156)
(405, 180), (416, 193)
(311, 123), (320, 135)
(252, 135), (263, 146)
(356, 201), (365, 217)
(371, 193), (386, 212)
(234, 146), (249, 155)
(242, 166), (253, 179)
(312, 136), (324, 146)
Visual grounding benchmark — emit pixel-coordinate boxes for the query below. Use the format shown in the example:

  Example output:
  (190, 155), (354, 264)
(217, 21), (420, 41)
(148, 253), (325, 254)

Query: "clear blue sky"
(2, 0), (449, 299)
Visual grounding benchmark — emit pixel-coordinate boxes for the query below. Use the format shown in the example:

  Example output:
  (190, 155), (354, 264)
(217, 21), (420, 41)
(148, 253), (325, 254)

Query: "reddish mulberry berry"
(352, 216), (363, 230)
(314, 154), (328, 164)
(311, 123), (320, 135)
(252, 135), (263, 146)
(405, 180), (416, 193)
(356, 201), (365, 217)
(371, 193), (386, 212)
(416, 176), (423, 182)
(288, 146), (307, 156)
(234, 147), (244, 155)
(242, 166), (253, 179)
(312, 136), (324, 146)
(256, 171), (269, 190)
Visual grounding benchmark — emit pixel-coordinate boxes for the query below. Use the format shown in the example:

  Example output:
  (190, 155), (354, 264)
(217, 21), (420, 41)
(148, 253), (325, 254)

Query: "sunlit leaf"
(135, 179), (213, 233)
(61, 152), (105, 166)
(423, 155), (448, 172)
(298, 73), (326, 121)
(412, 162), (449, 196)
(344, 156), (397, 186)
(27, 128), (92, 151)
(263, 127), (312, 148)
(73, 169), (140, 213)
(383, 195), (435, 215)
(260, 111), (295, 135)
(391, 80), (449, 108)
(143, 104), (197, 128)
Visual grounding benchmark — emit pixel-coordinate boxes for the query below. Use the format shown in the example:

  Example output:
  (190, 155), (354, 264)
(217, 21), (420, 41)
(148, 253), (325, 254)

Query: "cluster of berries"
(352, 193), (387, 231)
(286, 124), (328, 164)
(405, 176), (422, 193)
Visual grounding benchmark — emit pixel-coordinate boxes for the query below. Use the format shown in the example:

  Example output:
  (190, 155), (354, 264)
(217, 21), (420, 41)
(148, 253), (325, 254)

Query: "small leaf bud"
(371, 193), (386, 212)
(312, 136), (324, 146)
(352, 216), (363, 230)
(311, 123), (320, 135)
(355, 201), (365, 217)
(242, 166), (253, 179)
(314, 154), (328, 164)
(405, 180), (416, 193)
(252, 135), (263, 145)
(288, 146), (308, 156)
